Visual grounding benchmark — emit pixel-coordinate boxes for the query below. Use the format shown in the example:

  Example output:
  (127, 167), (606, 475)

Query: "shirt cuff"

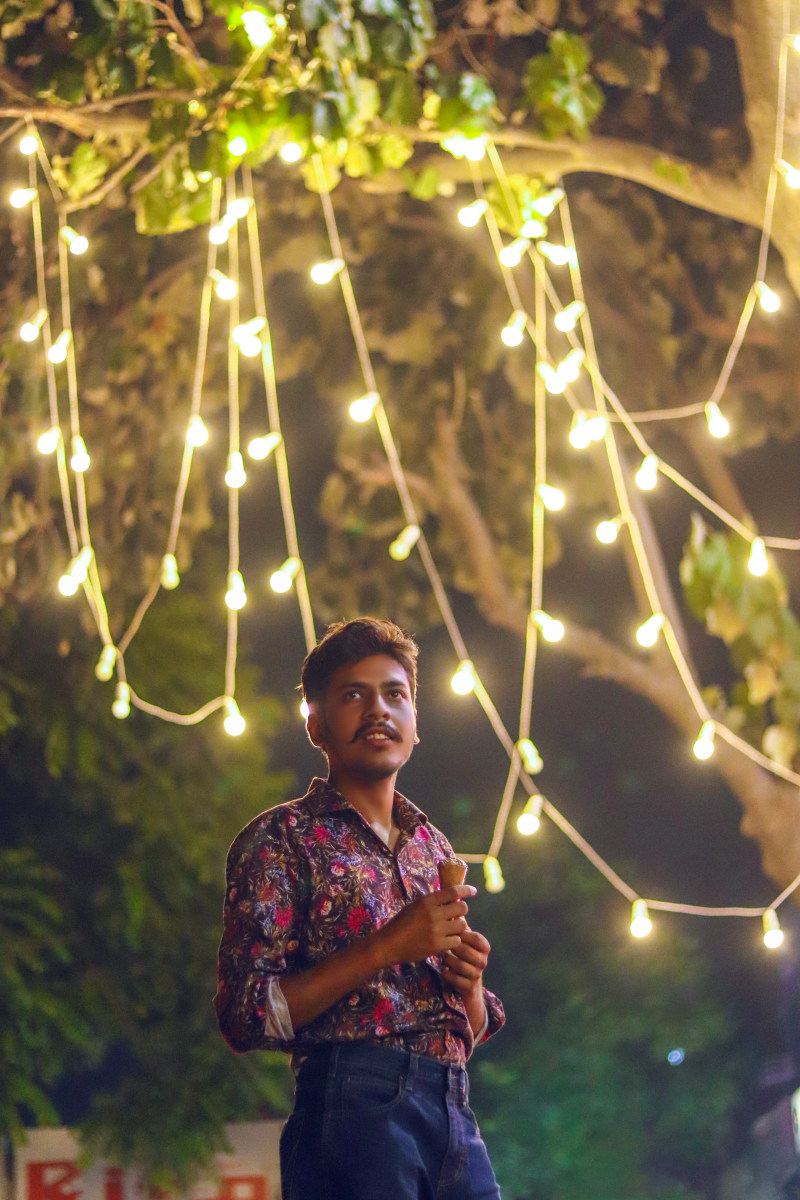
(263, 976), (294, 1041)
(473, 1012), (489, 1044)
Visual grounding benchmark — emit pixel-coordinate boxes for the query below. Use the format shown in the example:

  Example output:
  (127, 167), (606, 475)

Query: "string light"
(538, 241), (576, 268)
(186, 415), (209, 447)
(57, 546), (93, 597)
(209, 223), (230, 245)
(554, 300), (585, 332)
(349, 391), (379, 422)
(483, 855), (505, 893)
(226, 198), (253, 222)
(451, 659), (476, 695)
(500, 309), (527, 347)
(693, 720), (716, 760)
(595, 516), (622, 544)
(537, 361), (566, 395)
(704, 400), (730, 439)
(232, 317), (265, 357)
(112, 681), (131, 719)
(248, 432), (282, 460)
(70, 435), (90, 473)
(442, 134), (487, 161)
(225, 569), (247, 610)
(241, 8), (273, 46)
(225, 451), (247, 489)
(209, 269), (238, 300)
(520, 217), (546, 239)
(160, 553), (180, 590)
(568, 412), (592, 450)
(532, 610), (564, 643)
(516, 794), (543, 836)
(516, 737), (544, 774)
(529, 188), (564, 216)
(9, 187), (36, 208)
(94, 644), (117, 681)
(762, 908), (785, 949)
(630, 899), (653, 938)
(280, 142), (303, 163)
(748, 536), (768, 577)
(228, 135), (248, 157)
(457, 199), (488, 228)
(59, 226), (88, 255)
(389, 524), (421, 560)
(270, 556), (301, 593)
(635, 613), (664, 648)
(537, 483), (566, 511)
(498, 237), (530, 268)
(635, 454), (659, 491)
(310, 257), (345, 285)
(37, 426), (60, 454)
(777, 159), (800, 188)
(47, 330), (71, 364)
(556, 346), (585, 384)
(756, 281), (781, 313)
(584, 413), (608, 441)
(223, 697), (246, 736)
(19, 134), (39, 156)
(20, 308), (47, 342)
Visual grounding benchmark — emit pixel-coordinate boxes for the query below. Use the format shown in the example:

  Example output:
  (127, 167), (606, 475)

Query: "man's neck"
(327, 770), (397, 829)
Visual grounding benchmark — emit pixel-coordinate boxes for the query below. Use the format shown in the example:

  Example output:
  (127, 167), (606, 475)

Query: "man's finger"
(457, 929), (490, 953)
(448, 944), (486, 968)
(436, 885), (477, 903)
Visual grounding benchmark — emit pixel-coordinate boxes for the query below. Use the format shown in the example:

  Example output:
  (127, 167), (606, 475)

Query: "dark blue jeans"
(280, 1042), (501, 1200)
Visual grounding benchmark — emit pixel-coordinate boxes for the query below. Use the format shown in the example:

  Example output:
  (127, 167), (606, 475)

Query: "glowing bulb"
(595, 517), (621, 545)
(238, 335), (262, 357)
(95, 643), (117, 682)
(241, 8), (273, 46)
(57, 546), (93, 597)
(228, 135), (248, 157)
(20, 308), (47, 342)
(629, 899), (653, 939)
(47, 330), (72, 364)
(635, 454), (659, 491)
(517, 738), (544, 774)
(756, 281), (780, 313)
(70, 435), (90, 473)
(778, 159), (800, 189)
(209, 223), (229, 245)
(248, 432), (282, 459)
(349, 391), (379, 422)
(748, 536), (768, 577)
(451, 659), (476, 695)
(186, 415), (209, 447)
(500, 309), (527, 347)
(232, 317), (265, 347)
(280, 142), (303, 163)
(533, 610), (564, 643)
(210, 269), (238, 300)
(300, 698), (310, 719)
(483, 855), (505, 893)
(538, 483), (565, 512)
(635, 613), (664, 647)
(457, 199), (488, 228)
(556, 347), (585, 384)
(58, 571), (79, 597)
(520, 218), (546, 239)
(19, 134), (39, 156)
(568, 412), (592, 450)
(112, 681), (131, 720)
(538, 241), (575, 268)
(498, 237), (530, 268)
(585, 413), (608, 442)
(537, 362), (566, 394)
(389, 524), (421, 561)
(223, 698), (246, 736)
(693, 720), (715, 760)
(516, 794), (543, 836)
(270, 556), (301, 593)
(60, 226), (88, 255)
(762, 908), (785, 950)
(10, 187), (36, 208)
(37, 426), (60, 454)
(225, 198), (252, 221)
(704, 401), (730, 439)
(225, 451), (247, 489)
(310, 257), (345, 285)
(530, 188), (564, 217)
(161, 553), (180, 590)
(225, 569), (247, 610)
(554, 300), (585, 332)
(442, 134), (487, 161)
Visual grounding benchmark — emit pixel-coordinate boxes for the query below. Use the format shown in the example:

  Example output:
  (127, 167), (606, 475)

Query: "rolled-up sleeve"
(213, 816), (305, 1053)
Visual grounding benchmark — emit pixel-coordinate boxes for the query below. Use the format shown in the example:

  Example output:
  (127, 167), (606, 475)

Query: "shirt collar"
(305, 776), (429, 836)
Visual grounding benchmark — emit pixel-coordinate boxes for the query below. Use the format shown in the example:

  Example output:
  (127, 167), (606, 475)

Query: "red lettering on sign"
(27, 1162), (82, 1200)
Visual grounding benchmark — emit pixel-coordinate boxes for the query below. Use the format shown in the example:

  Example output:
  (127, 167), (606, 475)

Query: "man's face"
(307, 654), (417, 783)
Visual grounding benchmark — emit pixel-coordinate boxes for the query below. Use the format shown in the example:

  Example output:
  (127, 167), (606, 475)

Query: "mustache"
(351, 723), (401, 743)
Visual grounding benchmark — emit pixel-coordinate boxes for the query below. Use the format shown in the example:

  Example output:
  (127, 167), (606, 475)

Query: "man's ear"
(306, 708), (326, 750)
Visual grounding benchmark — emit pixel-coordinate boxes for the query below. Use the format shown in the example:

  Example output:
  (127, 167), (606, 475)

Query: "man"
(214, 618), (504, 1199)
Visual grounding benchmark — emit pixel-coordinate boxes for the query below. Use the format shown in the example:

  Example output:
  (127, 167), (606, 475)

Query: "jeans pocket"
(336, 1066), (406, 1114)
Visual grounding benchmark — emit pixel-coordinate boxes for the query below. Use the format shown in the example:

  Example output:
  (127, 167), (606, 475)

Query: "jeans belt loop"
(405, 1051), (419, 1093)
(325, 1044), (342, 1107)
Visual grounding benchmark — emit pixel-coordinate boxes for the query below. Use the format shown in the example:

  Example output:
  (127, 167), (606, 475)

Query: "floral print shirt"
(213, 777), (505, 1069)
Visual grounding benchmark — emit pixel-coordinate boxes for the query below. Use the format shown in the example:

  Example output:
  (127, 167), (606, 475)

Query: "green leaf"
(459, 71), (496, 114)
(408, 164), (439, 200)
(383, 72), (421, 125)
(66, 142), (111, 200)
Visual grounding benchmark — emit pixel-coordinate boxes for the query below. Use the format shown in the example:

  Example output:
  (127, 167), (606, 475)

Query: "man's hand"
(441, 929), (490, 997)
(376, 885), (476, 967)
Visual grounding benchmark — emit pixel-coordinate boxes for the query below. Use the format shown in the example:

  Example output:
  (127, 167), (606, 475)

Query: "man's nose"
(364, 690), (390, 719)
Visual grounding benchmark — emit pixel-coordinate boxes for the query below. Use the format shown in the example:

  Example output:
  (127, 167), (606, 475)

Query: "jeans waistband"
(295, 1042), (468, 1103)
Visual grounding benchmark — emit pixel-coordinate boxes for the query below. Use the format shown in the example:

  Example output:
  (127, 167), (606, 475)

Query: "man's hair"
(301, 617), (418, 706)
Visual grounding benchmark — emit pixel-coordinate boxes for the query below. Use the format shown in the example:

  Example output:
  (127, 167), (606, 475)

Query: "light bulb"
(629, 899), (653, 938)
(554, 300), (585, 332)
(538, 483), (565, 512)
(20, 308), (47, 341)
(209, 223), (229, 245)
(693, 720), (715, 760)
(241, 8), (273, 46)
(238, 335), (262, 358)
(48, 330), (72, 364)
(704, 401), (730, 439)
(60, 226), (88, 255)
(58, 547), (92, 596)
(463, 138), (487, 161)
(568, 412), (592, 450)
(516, 794), (543, 836)
(225, 197), (252, 221)
(95, 644), (117, 682)
(756, 281), (780, 313)
(310, 257), (345, 285)
(595, 517), (621, 545)
(210, 269), (238, 300)
(112, 681), (131, 719)
(635, 613), (664, 647)
(450, 659), (476, 695)
(10, 187), (36, 209)
(248, 432), (282, 460)
(533, 609), (564, 643)
(232, 317), (266, 347)
(498, 237), (530, 268)
(37, 425), (60, 454)
(483, 855), (505, 893)
(556, 347), (585, 384)
(280, 142), (303, 163)
(585, 413), (608, 442)
(225, 451), (247, 489)
(186, 415), (209, 447)
(635, 454), (659, 491)
(389, 524), (421, 561)
(762, 908), (785, 950)
(748, 536), (768, 577)
(520, 217), (546, 239)
(349, 391), (379, 422)
(300, 698), (310, 719)
(537, 362), (566, 395)
(457, 199), (488, 228)
(778, 159), (800, 189)
(19, 134), (39, 156)
(538, 241), (575, 268)
(228, 135), (248, 157)
(225, 569), (247, 610)
(530, 188), (564, 217)
(270, 556), (301, 593)
(223, 698), (246, 736)
(161, 553), (180, 590)
(517, 738), (544, 774)
(442, 134), (487, 161)
(70, 435), (90, 473)
(500, 310), (527, 347)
